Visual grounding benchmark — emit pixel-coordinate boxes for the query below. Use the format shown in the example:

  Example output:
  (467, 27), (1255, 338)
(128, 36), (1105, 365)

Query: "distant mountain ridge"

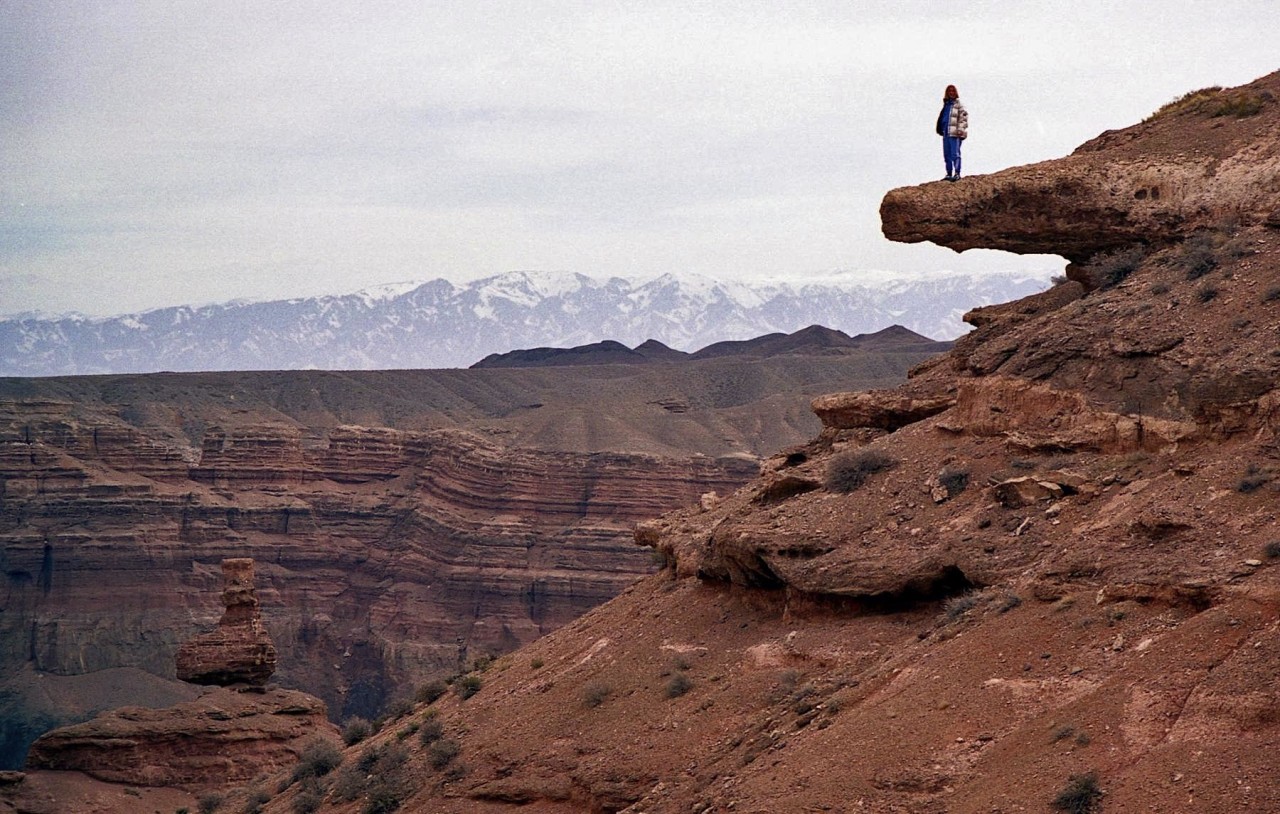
(0, 270), (1048, 376)
(471, 325), (947, 368)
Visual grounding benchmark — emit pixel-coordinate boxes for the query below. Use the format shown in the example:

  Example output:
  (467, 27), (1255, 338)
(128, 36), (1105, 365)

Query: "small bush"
(1211, 90), (1267, 118)
(1237, 464), (1270, 493)
(1149, 282), (1170, 295)
(583, 681), (612, 708)
(1083, 246), (1145, 288)
(418, 716), (444, 745)
(1195, 285), (1219, 303)
(1052, 771), (1103, 813)
(791, 684), (819, 715)
(665, 672), (694, 699)
(530, 657), (545, 670)
(331, 766), (365, 802)
(290, 739), (343, 786)
(1177, 234), (1218, 280)
(292, 785), (323, 814)
(1147, 86), (1223, 120)
(1263, 286), (1280, 303)
(382, 697), (414, 720)
(996, 592), (1023, 614)
(1264, 541), (1280, 559)
(1051, 725), (1076, 743)
(241, 788), (271, 814)
(364, 779), (405, 814)
(416, 680), (448, 704)
(944, 593), (980, 620)
(198, 794), (223, 814)
(428, 738), (462, 770)
(341, 717), (372, 746)
(825, 448), (896, 493)
(454, 674), (483, 700)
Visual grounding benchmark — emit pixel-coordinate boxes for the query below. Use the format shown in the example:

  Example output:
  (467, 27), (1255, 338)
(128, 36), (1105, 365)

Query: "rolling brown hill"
(172, 71), (1280, 814)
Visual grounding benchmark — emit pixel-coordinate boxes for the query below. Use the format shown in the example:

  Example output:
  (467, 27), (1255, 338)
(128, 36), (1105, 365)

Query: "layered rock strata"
(0, 398), (760, 767)
(24, 687), (335, 792)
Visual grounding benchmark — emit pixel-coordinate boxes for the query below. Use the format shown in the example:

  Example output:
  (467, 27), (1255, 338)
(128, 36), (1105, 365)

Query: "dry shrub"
(665, 672), (694, 699)
(1176, 234), (1219, 280)
(1146, 86), (1223, 120)
(1210, 89), (1269, 118)
(1052, 772), (1102, 813)
(825, 449), (896, 493)
(1082, 246), (1145, 289)
(583, 681), (612, 708)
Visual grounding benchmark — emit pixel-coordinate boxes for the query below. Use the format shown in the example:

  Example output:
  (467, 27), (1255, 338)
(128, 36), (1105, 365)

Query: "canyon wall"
(0, 396), (757, 767)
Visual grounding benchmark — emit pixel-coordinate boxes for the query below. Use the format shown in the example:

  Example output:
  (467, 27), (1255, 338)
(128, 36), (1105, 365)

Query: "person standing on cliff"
(936, 84), (968, 181)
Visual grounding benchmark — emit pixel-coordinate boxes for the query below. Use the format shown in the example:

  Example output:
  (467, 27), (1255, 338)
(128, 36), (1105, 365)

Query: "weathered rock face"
(24, 687), (336, 791)
(176, 559), (277, 686)
(0, 396), (760, 767)
(882, 75), (1280, 263)
(277, 74), (1280, 814)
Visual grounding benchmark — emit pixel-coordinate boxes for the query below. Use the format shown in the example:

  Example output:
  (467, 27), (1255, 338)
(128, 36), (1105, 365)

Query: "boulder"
(811, 390), (954, 431)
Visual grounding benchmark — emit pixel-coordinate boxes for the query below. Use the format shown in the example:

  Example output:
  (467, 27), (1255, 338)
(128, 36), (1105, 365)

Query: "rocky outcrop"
(881, 76), (1280, 263)
(811, 389), (955, 431)
(24, 687), (335, 791)
(176, 559), (277, 686)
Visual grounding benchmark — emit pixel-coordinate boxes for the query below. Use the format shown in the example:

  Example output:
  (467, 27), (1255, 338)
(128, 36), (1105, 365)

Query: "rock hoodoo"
(175, 558), (277, 686)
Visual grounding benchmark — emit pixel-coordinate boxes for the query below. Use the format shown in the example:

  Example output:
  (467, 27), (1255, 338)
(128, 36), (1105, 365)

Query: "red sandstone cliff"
(219, 71), (1280, 814)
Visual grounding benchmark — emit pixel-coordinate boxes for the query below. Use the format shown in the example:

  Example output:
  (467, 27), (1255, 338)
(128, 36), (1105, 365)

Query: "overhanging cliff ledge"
(881, 73), (1280, 264)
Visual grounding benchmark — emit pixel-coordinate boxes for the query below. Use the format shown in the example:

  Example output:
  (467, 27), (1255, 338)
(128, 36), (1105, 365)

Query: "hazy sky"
(2, 1), (1277, 317)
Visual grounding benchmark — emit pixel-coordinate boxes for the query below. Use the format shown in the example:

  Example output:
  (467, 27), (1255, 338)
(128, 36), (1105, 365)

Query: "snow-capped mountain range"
(0, 270), (1051, 376)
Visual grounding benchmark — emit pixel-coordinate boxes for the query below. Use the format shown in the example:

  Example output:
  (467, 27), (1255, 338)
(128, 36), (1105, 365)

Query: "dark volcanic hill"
(150, 71), (1280, 814)
(0, 327), (945, 772)
(471, 324), (944, 369)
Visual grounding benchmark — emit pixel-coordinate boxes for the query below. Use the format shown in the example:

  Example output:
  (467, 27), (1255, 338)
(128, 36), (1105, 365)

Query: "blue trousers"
(943, 136), (962, 178)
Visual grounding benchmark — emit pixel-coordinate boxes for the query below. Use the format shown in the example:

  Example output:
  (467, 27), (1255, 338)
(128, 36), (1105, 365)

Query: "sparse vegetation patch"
(1210, 89), (1269, 118)
(1176, 234), (1219, 280)
(1052, 771), (1102, 813)
(583, 680), (613, 708)
(1237, 464), (1271, 493)
(1082, 246), (1145, 289)
(416, 679), (448, 704)
(1146, 86), (1223, 120)
(288, 739), (343, 787)
(454, 674), (483, 700)
(428, 738), (461, 770)
(341, 716), (373, 746)
(825, 448), (896, 493)
(665, 672), (694, 698)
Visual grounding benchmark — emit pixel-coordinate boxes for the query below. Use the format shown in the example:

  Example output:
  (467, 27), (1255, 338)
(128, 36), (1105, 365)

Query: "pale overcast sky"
(2, 1), (1276, 317)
